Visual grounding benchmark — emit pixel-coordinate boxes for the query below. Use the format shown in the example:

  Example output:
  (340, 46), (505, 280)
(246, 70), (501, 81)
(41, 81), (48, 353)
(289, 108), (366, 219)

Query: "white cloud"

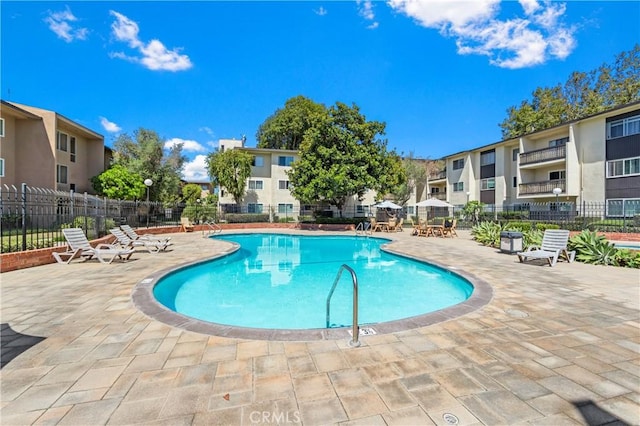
(182, 155), (210, 181)
(387, 0), (576, 69)
(164, 138), (206, 152)
(100, 116), (122, 133)
(109, 10), (193, 72)
(314, 6), (328, 16)
(357, 0), (379, 29)
(44, 6), (89, 42)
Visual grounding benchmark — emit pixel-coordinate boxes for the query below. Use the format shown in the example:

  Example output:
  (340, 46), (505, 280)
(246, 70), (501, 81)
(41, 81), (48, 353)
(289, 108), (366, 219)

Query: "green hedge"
(224, 213), (270, 223)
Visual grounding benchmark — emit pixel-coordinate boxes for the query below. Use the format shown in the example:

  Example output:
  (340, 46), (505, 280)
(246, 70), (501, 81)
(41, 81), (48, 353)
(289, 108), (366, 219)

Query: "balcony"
(430, 192), (447, 200)
(519, 145), (566, 166)
(519, 179), (565, 195)
(428, 170), (447, 181)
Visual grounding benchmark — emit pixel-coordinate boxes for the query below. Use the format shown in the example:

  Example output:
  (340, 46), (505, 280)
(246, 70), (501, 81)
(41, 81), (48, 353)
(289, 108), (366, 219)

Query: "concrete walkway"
(1, 229), (638, 425)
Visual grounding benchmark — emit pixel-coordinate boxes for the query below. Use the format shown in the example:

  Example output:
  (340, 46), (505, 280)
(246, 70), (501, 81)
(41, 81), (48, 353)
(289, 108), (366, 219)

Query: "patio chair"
(517, 229), (575, 267)
(120, 224), (172, 245)
(180, 217), (195, 232)
(409, 218), (421, 236)
(442, 219), (458, 237)
(110, 228), (170, 253)
(370, 217), (384, 232)
(53, 228), (134, 264)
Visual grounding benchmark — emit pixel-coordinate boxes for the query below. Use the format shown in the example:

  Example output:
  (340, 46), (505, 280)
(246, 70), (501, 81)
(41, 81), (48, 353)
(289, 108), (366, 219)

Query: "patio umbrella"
(414, 198), (454, 208)
(374, 200), (403, 209)
(414, 198), (454, 223)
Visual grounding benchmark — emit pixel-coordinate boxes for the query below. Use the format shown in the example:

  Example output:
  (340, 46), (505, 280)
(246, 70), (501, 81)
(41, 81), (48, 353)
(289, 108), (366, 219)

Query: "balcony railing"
(519, 179), (566, 195)
(519, 145), (566, 165)
(430, 192), (447, 200)
(428, 170), (447, 180)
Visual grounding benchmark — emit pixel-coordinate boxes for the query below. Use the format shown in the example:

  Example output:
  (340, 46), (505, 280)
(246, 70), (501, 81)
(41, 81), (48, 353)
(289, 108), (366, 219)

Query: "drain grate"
(443, 413), (459, 425)
(347, 327), (377, 336)
(505, 308), (529, 318)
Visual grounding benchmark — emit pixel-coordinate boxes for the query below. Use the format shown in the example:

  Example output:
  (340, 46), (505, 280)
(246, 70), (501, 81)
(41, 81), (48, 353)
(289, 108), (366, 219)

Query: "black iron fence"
(1, 184), (638, 253)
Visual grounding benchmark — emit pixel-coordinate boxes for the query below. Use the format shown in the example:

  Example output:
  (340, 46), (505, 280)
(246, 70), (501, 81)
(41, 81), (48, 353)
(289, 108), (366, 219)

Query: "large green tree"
(90, 164), (146, 200)
(389, 154), (427, 207)
(112, 128), (185, 203)
(500, 44), (640, 138)
(256, 95), (327, 150)
(288, 102), (405, 214)
(206, 149), (253, 205)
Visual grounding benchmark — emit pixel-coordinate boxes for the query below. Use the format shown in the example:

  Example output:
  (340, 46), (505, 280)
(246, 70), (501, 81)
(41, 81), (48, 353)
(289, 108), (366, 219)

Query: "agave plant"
(471, 221), (504, 247)
(568, 230), (618, 265)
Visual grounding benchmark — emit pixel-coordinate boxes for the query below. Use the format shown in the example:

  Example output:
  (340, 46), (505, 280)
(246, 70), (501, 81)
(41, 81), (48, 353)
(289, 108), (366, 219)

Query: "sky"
(2, 1), (639, 181)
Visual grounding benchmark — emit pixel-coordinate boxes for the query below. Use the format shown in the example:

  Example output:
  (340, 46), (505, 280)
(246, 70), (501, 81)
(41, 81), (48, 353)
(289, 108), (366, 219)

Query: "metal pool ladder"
(326, 264), (360, 347)
(202, 221), (222, 238)
(355, 221), (371, 236)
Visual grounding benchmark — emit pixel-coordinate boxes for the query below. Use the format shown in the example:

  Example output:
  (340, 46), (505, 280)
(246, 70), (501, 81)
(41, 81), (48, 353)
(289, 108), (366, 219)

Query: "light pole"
(552, 187), (562, 220)
(466, 191), (470, 203)
(144, 178), (153, 228)
(195, 198), (201, 224)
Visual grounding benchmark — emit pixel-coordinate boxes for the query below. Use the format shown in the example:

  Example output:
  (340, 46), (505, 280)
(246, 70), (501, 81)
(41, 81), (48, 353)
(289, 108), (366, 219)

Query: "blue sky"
(2, 1), (639, 181)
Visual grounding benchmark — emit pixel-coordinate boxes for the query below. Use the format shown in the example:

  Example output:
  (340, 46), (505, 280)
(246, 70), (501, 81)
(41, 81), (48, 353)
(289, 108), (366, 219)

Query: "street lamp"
(552, 187), (562, 220)
(144, 178), (153, 228)
(195, 198), (201, 224)
(466, 191), (470, 203)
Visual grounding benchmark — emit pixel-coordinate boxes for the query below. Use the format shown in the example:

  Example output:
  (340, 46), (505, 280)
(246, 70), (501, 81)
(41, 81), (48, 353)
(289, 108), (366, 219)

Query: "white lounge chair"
(53, 228), (134, 264)
(120, 224), (172, 246)
(517, 229), (575, 267)
(109, 228), (170, 253)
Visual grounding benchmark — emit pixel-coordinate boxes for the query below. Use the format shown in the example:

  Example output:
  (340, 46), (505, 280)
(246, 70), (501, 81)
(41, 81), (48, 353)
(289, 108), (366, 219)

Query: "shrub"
(224, 213), (270, 223)
(523, 229), (543, 250)
(613, 249), (640, 268)
(568, 230), (618, 266)
(535, 223), (560, 232)
(471, 221), (503, 247)
(504, 221), (532, 232)
(314, 217), (362, 225)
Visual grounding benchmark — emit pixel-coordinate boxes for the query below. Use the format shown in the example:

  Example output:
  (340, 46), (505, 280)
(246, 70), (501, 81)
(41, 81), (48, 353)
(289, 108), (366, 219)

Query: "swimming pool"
(152, 233), (474, 330)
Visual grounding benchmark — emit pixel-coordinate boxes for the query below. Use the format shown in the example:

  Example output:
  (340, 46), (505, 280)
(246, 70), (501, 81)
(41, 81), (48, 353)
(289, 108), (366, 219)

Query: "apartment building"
(431, 102), (640, 217)
(0, 101), (105, 193)
(216, 139), (379, 217)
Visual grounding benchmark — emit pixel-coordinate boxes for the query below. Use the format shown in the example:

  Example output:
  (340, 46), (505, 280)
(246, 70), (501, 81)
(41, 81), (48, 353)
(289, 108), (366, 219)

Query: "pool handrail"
(326, 264), (360, 347)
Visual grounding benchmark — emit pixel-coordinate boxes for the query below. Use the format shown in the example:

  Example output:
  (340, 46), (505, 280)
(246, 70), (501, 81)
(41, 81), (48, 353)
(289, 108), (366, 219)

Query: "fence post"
(83, 192), (88, 234)
(622, 201), (627, 233)
(21, 183), (27, 251)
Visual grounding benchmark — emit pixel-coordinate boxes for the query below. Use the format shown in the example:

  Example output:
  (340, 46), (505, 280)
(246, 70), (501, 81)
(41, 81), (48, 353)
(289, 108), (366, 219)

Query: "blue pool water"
(153, 234), (473, 329)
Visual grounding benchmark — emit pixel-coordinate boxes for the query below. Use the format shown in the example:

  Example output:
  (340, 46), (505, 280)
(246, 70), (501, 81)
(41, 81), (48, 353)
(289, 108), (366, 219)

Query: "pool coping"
(131, 234), (494, 341)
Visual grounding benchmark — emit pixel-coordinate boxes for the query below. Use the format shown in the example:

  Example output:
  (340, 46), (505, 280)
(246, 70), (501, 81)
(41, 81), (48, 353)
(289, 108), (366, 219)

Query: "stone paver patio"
(1, 229), (638, 425)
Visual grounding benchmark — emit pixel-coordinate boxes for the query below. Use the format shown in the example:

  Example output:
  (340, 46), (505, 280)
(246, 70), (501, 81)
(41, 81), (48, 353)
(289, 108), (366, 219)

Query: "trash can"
(500, 231), (523, 254)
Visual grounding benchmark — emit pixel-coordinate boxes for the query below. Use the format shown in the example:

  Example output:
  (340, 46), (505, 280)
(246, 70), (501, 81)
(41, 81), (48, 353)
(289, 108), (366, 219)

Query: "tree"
(90, 165), (146, 200)
(256, 95), (327, 150)
(389, 154), (427, 207)
(112, 128), (186, 203)
(182, 183), (202, 203)
(288, 102), (406, 214)
(206, 149), (253, 205)
(500, 44), (640, 139)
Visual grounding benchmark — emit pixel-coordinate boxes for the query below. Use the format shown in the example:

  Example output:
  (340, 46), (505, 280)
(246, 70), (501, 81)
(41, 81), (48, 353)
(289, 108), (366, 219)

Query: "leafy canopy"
(256, 95), (327, 150)
(111, 128), (186, 203)
(500, 44), (640, 138)
(206, 149), (253, 204)
(288, 102), (406, 213)
(90, 165), (146, 200)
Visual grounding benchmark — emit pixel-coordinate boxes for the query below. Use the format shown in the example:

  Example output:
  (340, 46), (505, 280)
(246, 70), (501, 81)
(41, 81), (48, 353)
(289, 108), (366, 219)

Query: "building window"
(247, 203), (263, 213)
(56, 132), (68, 152)
(0, 158), (4, 177)
(277, 203), (293, 214)
(70, 183), (76, 191)
(407, 206), (415, 215)
(453, 182), (464, 192)
(548, 137), (568, 147)
(248, 180), (263, 190)
(513, 176), (517, 187)
(549, 170), (566, 181)
(480, 178), (495, 190)
(512, 148), (519, 161)
(607, 157), (640, 178)
(56, 165), (68, 184)
(452, 159), (464, 170)
(70, 137), (76, 162)
(278, 180), (290, 190)
(278, 156), (294, 166)
(607, 114), (640, 139)
(431, 187), (440, 193)
(480, 150), (495, 166)
(606, 199), (640, 217)
(0, 118), (4, 137)
(252, 156), (264, 167)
